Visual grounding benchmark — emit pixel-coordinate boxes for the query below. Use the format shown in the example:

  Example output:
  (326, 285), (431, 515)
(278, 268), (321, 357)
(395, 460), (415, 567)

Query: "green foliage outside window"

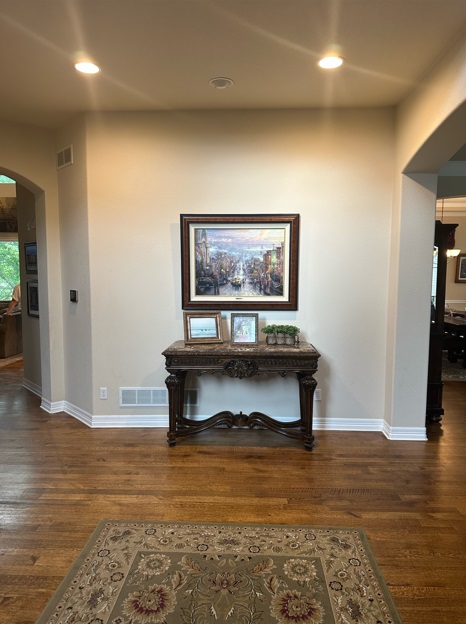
(0, 241), (20, 300)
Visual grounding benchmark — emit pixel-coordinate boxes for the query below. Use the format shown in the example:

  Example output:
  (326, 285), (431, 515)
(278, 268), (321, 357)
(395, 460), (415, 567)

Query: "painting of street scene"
(181, 214), (299, 310)
(193, 226), (287, 300)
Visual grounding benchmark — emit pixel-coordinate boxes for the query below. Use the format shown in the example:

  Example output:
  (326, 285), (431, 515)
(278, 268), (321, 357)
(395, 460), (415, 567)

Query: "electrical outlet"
(100, 387), (108, 400)
(314, 389), (322, 401)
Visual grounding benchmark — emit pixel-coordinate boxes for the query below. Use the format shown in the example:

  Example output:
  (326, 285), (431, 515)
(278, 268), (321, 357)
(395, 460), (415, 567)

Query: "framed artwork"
(183, 311), (223, 344)
(24, 242), (38, 274)
(27, 280), (39, 317)
(180, 214), (299, 310)
(230, 313), (259, 345)
(455, 254), (466, 283)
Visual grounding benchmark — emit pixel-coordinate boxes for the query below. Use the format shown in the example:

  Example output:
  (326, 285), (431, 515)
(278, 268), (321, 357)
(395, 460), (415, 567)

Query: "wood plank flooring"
(1, 361), (465, 623)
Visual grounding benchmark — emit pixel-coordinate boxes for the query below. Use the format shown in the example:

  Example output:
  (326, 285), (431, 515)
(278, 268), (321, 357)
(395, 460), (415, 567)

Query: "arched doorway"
(0, 171), (41, 392)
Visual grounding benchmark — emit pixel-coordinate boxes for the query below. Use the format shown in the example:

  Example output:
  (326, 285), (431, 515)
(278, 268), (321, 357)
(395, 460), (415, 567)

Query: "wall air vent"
(120, 388), (168, 407)
(57, 145), (73, 169)
(119, 387), (198, 407)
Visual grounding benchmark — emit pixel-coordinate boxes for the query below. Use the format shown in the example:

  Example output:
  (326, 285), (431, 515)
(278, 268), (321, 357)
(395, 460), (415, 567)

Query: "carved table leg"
(165, 371), (186, 446)
(298, 372), (317, 450)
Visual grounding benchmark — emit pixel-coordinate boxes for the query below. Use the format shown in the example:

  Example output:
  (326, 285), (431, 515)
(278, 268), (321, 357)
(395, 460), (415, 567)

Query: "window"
(0, 175), (15, 184)
(0, 240), (20, 300)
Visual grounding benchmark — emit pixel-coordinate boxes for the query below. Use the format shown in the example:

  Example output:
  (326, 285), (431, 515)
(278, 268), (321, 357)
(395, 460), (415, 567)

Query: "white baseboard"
(382, 422), (427, 441)
(64, 402), (92, 427)
(36, 407), (427, 441)
(92, 414), (169, 428)
(22, 377), (41, 397)
(446, 299), (466, 307)
(41, 398), (65, 413)
(313, 417), (384, 431)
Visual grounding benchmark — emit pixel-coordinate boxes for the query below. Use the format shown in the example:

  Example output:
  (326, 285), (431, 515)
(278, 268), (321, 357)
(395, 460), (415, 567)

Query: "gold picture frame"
(183, 311), (223, 344)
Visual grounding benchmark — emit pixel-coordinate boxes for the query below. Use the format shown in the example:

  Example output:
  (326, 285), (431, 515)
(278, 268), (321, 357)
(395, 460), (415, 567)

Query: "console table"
(162, 340), (320, 450)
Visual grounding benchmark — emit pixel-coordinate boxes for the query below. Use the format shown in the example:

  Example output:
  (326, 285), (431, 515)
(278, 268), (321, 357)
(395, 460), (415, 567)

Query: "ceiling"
(2, 0), (466, 129)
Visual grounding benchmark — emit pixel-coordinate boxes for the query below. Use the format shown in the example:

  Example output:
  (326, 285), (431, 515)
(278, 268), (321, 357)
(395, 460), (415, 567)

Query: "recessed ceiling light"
(209, 77), (234, 89)
(318, 55), (344, 69)
(75, 61), (100, 74)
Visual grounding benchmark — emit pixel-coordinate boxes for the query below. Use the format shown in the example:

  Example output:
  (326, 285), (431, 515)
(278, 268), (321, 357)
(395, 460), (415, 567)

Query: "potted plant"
(273, 324), (287, 344)
(282, 325), (300, 345)
(261, 324), (277, 345)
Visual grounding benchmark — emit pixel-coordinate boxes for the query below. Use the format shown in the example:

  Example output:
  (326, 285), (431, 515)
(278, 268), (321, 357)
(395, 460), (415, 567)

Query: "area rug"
(36, 520), (402, 624)
(442, 353), (466, 381)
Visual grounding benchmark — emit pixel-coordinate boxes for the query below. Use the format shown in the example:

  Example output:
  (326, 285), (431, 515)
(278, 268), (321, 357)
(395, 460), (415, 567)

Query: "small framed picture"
(183, 311), (223, 344)
(230, 313), (259, 345)
(455, 253), (466, 283)
(27, 280), (39, 317)
(24, 242), (38, 274)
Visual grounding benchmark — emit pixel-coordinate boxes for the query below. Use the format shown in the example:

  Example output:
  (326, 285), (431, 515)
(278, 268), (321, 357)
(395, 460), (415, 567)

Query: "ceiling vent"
(209, 77), (234, 89)
(57, 145), (73, 170)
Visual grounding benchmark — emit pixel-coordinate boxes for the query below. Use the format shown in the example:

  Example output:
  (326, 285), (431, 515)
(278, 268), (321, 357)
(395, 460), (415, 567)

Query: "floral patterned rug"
(36, 520), (402, 624)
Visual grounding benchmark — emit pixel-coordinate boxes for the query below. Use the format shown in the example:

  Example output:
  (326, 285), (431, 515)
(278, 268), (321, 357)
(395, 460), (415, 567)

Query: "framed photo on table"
(183, 311), (223, 344)
(180, 214), (299, 310)
(230, 313), (259, 345)
(455, 254), (466, 283)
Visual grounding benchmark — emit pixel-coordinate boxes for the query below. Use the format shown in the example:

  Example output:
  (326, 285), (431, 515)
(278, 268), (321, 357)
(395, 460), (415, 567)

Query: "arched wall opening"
(0, 168), (41, 391)
(0, 155), (65, 408)
(385, 97), (466, 434)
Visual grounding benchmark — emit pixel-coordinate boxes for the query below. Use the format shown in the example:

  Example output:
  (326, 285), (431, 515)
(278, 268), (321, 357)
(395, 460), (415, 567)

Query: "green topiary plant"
(281, 325), (300, 336)
(261, 324), (277, 335)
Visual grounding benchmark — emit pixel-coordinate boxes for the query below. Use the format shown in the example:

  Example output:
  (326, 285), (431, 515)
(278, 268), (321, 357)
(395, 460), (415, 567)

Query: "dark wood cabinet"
(427, 220), (458, 422)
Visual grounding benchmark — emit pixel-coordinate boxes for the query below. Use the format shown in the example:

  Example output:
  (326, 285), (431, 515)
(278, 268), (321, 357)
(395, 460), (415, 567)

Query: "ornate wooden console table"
(162, 340), (321, 450)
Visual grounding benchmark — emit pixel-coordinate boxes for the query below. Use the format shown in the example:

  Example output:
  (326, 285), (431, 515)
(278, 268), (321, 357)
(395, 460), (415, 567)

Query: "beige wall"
(1, 27), (466, 435)
(56, 117), (93, 412)
(396, 34), (466, 173)
(71, 108), (395, 422)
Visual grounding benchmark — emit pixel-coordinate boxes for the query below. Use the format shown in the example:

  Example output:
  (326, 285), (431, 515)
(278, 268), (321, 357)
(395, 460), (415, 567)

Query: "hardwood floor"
(1, 361), (465, 623)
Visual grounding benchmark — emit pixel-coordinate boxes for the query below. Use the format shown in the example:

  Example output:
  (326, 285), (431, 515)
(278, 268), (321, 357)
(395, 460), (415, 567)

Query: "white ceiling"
(2, 0), (466, 129)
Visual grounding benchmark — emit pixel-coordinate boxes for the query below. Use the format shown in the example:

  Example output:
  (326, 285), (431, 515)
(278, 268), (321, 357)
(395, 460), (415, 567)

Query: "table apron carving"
(223, 359), (259, 378)
(162, 341), (320, 451)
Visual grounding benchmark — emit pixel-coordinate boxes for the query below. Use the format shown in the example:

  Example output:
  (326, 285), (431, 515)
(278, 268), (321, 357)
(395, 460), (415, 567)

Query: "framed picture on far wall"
(27, 280), (39, 317)
(24, 242), (38, 274)
(180, 214), (300, 311)
(455, 254), (466, 283)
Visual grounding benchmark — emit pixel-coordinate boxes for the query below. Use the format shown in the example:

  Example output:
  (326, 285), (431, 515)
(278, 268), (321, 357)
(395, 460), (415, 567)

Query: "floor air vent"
(57, 145), (73, 169)
(119, 388), (198, 407)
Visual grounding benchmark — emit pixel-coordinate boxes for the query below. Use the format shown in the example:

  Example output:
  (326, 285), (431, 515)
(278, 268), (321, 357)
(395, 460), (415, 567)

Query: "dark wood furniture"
(427, 220), (458, 422)
(0, 313), (23, 358)
(162, 340), (320, 450)
(444, 315), (466, 367)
